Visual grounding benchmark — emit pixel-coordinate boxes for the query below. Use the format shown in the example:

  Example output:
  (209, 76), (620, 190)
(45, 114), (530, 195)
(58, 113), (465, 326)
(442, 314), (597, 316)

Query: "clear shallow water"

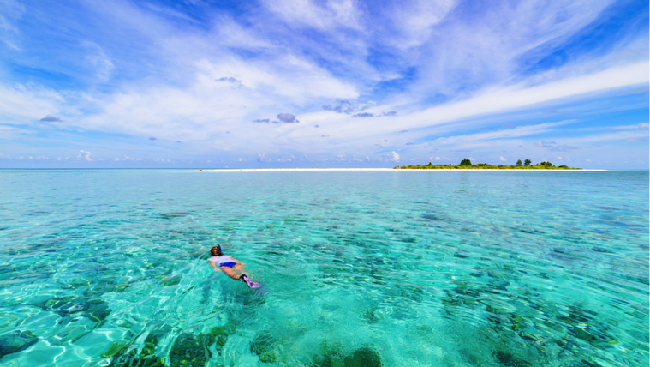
(0, 169), (647, 367)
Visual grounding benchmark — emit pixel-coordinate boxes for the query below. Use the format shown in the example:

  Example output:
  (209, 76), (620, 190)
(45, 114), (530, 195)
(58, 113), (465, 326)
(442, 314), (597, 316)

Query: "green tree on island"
(516, 159), (522, 166)
(460, 158), (472, 166)
(524, 159), (532, 166)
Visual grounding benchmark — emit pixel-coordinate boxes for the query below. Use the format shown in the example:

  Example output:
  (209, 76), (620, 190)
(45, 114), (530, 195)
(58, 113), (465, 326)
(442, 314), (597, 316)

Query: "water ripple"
(0, 170), (647, 366)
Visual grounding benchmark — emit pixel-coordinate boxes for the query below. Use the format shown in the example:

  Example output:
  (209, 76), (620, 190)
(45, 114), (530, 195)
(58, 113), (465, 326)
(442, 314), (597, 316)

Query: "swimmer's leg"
(234, 264), (246, 276)
(222, 266), (260, 288)
(220, 267), (240, 280)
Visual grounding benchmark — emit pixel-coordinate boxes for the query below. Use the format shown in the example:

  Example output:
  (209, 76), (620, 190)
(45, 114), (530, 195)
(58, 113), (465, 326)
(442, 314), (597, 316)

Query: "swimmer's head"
(211, 245), (223, 256)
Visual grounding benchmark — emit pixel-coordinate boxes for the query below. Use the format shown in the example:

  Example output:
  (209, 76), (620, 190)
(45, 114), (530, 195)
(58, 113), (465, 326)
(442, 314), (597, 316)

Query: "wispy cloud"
(435, 121), (575, 145)
(385, 151), (399, 161)
(0, 0), (646, 168)
(83, 41), (115, 82)
(402, 63), (648, 132)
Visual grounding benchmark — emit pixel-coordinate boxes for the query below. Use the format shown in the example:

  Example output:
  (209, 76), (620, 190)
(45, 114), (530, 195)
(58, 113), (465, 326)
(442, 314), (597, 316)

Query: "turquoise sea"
(0, 169), (648, 367)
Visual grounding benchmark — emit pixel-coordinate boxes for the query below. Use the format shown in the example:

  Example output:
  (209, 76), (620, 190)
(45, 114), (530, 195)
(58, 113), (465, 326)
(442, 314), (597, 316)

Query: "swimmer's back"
(208, 255), (234, 266)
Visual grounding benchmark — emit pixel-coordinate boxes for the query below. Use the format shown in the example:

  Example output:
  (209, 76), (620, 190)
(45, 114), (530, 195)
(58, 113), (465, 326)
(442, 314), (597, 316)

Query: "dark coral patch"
(169, 334), (213, 367)
(0, 330), (39, 358)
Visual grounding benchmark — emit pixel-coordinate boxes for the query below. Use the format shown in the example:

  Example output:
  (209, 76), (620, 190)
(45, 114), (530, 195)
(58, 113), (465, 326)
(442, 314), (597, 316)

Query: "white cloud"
(405, 62), (648, 132)
(71, 56), (358, 147)
(76, 150), (92, 161)
(406, 0), (621, 95)
(1, 0), (646, 168)
(389, 151), (399, 161)
(499, 156), (506, 161)
(257, 153), (269, 162)
(0, 83), (66, 122)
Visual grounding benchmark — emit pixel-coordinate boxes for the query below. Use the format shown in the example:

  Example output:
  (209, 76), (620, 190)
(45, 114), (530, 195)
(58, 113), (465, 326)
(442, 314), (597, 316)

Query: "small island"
(395, 158), (581, 170)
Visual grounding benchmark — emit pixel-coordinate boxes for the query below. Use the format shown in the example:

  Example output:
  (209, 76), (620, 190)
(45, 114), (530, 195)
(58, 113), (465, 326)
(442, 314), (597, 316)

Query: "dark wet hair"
(211, 245), (223, 256)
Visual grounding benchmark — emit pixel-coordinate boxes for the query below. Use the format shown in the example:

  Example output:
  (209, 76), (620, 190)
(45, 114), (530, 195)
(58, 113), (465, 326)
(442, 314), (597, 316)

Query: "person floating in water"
(208, 245), (259, 288)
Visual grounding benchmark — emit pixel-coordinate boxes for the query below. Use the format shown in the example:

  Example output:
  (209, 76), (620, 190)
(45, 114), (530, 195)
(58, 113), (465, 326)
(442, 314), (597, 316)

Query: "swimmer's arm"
(208, 260), (220, 273)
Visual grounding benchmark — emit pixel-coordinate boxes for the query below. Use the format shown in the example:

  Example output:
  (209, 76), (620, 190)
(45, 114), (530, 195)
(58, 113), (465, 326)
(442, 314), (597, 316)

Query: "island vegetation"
(394, 158), (581, 170)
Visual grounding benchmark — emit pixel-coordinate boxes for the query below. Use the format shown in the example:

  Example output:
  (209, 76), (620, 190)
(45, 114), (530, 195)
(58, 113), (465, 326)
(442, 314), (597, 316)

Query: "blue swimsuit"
(208, 256), (237, 268)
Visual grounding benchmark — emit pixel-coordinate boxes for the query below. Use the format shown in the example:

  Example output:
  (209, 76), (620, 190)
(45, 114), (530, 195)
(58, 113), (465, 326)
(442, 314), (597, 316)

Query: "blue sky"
(0, 0), (648, 168)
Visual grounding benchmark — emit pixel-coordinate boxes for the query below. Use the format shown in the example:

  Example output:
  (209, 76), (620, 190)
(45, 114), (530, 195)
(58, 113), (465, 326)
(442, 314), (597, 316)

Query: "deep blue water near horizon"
(0, 170), (647, 367)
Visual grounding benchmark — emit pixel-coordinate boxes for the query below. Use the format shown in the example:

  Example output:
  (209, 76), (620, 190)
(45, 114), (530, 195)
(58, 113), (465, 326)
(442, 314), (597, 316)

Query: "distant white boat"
(225, 165), (228, 169)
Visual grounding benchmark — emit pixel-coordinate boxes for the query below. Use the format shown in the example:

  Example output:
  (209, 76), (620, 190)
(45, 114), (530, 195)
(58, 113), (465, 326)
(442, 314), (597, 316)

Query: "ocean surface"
(0, 169), (647, 367)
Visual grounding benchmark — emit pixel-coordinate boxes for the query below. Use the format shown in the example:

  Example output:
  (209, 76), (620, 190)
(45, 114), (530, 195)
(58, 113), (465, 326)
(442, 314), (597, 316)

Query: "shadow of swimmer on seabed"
(207, 245), (263, 292)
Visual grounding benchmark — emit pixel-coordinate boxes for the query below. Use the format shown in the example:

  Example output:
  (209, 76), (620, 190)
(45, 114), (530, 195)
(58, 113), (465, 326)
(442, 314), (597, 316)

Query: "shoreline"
(205, 168), (607, 172)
